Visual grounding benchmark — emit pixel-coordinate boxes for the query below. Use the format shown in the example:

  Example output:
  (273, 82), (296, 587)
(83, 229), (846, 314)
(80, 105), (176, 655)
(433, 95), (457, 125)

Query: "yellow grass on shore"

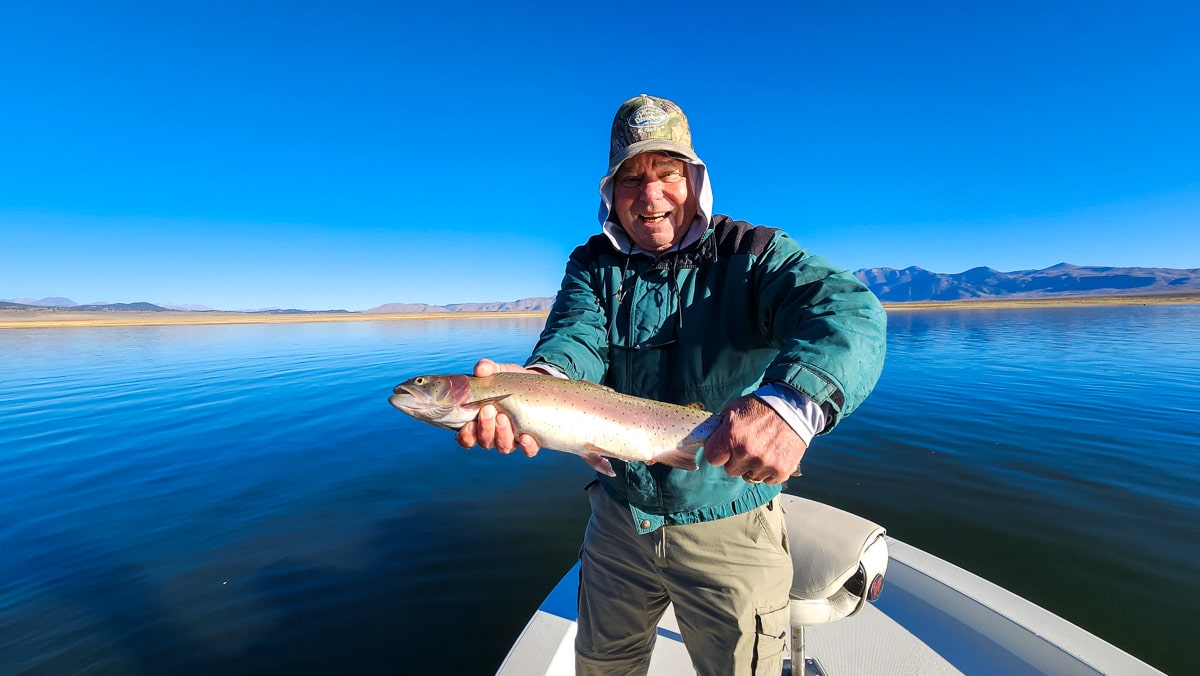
(0, 310), (550, 330)
(881, 292), (1200, 312)
(1, 294), (1197, 329)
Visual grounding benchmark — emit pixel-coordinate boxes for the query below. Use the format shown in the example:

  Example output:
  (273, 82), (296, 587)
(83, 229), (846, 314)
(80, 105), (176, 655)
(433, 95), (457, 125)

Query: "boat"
(498, 493), (1163, 675)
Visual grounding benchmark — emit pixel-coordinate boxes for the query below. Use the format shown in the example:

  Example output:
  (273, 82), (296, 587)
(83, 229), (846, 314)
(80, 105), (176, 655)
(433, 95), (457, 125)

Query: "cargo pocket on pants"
(753, 603), (789, 676)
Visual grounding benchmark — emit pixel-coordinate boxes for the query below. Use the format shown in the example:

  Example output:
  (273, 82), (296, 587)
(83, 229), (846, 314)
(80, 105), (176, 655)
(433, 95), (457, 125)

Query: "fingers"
(707, 432), (780, 484)
(456, 404), (498, 449)
(705, 396), (806, 485)
(473, 358), (501, 377)
(702, 426), (731, 467)
(477, 405), (498, 448)
(455, 421), (477, 449)
(454, 404), (526, 455)
(727, 458), (769, 482)
(724, 450), (794, 485)
(739, 469), (779, 485)
(456, 362), (544, 458)
(517, 433), (541, 458)
(724, 465), (782, 487)
(733, 456), (801, 485)
(472, 358), (537, 377)
(493, 411), (518, 454)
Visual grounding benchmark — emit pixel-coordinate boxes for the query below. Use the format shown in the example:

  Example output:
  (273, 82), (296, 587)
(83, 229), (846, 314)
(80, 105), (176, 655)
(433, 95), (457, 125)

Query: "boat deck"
(499, 497), (1162, 675)
(499, 557), (965, 675)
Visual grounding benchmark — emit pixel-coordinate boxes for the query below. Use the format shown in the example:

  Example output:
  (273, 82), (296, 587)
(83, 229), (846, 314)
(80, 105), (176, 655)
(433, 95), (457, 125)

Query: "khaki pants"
(575, 483), (792, 676)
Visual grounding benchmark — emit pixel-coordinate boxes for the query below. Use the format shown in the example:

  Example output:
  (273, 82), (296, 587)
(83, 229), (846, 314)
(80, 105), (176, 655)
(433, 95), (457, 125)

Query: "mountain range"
(854, 263), (1198, 302)
(0, 300), (354, 314)
(362, 297), (557, 314)
(3, 263), (1196, 313)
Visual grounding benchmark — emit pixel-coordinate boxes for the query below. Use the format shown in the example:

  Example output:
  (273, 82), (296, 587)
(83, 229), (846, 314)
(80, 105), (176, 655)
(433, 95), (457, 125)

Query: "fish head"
(389, 374), (476, 430)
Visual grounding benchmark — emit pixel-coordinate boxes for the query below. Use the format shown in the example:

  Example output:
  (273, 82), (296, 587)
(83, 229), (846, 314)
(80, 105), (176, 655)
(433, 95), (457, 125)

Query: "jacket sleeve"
(524, 244), (610, 383)
(754, 231), (887, 432)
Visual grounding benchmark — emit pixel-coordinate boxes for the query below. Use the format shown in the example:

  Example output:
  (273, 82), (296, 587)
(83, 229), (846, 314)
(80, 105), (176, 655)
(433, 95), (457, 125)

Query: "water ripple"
(1, 308), (1197, 674)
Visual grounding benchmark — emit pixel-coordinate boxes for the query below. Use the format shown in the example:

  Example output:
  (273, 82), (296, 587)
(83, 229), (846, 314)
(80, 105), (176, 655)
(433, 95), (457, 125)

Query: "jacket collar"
(616, 221), (719, 271)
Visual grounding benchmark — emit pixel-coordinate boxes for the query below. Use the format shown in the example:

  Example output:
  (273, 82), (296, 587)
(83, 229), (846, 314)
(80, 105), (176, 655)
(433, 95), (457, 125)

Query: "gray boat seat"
(783, 496), (888, 627)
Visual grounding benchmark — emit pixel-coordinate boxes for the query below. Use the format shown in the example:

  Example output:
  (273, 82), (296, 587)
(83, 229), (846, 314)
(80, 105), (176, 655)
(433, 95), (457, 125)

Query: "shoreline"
(0, 310), (551, 330)
(1, 294), (1197, 329)
(881, 292), (1200, 311)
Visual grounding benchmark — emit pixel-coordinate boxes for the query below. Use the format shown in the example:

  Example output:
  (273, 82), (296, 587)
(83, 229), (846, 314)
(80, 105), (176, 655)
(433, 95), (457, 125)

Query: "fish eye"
(414, 377), (427, 385)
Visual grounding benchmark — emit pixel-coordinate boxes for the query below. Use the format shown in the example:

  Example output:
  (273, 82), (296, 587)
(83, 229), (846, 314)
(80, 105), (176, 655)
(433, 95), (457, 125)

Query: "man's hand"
(454, 358), (542, 457)
(703, 395), (807, 485)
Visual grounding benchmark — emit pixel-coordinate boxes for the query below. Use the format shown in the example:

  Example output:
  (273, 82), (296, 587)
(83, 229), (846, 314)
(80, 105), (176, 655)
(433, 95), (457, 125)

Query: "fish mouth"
(388, 389), (460, 430)
(388, 386), (426, 411)
(389, 385), (446, 417)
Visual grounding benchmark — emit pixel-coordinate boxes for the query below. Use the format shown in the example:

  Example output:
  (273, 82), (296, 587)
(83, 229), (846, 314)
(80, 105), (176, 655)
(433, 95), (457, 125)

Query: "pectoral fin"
(580, 452), (616, 477)
(468, 394), (512, 408)
(652, 448), (699, 471)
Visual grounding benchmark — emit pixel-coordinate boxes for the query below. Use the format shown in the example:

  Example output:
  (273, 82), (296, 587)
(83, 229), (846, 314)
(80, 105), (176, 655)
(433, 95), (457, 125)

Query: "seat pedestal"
(780, 496), (888, 675)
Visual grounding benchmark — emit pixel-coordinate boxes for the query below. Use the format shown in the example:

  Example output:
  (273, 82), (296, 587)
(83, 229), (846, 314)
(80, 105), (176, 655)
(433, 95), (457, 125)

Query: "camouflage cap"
(607, 94), (700, 176)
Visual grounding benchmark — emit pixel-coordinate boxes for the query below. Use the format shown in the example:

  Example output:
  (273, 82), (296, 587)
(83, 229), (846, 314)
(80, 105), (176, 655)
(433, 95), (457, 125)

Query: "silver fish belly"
(389, 372), (719, 475)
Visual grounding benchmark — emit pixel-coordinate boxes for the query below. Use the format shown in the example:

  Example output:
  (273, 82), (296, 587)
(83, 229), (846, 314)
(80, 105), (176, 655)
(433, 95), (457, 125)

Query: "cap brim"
(605, 139), (701, 180)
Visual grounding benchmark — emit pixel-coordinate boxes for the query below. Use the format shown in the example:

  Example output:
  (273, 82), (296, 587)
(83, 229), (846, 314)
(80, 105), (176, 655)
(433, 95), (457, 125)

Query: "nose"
(640, 179), (663, 202)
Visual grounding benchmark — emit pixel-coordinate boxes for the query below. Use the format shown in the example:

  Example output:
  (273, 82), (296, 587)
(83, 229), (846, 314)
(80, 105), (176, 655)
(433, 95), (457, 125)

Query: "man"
(458, 94), (886, 675)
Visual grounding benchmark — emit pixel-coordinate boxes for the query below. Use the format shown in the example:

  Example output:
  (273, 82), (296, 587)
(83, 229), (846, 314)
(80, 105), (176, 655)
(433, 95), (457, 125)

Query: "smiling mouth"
(640, 211), (671, 224)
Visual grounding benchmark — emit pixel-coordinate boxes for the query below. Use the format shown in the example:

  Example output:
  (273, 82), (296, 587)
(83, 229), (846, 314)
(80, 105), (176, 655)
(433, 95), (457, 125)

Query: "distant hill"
(0, 300), (174, 312)
(0, 299), (350, 314)
(71, 302), (174, 312)
(365, 265), (1197, 311)
(855, 263), (1199, 302)
(7, 265), (1197, 316)
(160, 303), (216, 312)
(7, 296), (78, 307)
(365, 297), (556, 314)
(446, 297), (556, 312)
(252, 308), (354, 315)
(362, 302), (445, 314)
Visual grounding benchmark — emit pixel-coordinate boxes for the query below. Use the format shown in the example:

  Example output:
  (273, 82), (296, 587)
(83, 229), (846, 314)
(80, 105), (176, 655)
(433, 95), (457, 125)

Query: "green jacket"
(527, 215), (886, 533)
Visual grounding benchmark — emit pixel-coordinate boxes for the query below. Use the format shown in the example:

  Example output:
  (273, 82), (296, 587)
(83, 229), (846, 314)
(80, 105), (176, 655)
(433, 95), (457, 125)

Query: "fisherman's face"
(611, 152), (697, 253)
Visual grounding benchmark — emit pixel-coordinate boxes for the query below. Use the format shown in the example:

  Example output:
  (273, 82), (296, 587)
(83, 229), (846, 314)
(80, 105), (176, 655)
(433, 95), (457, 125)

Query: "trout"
(388, 372), (719, 476)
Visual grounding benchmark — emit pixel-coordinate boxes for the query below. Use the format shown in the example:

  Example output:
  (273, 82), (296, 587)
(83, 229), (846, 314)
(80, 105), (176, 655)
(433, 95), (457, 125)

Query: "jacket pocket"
(753, 602), (790, 675)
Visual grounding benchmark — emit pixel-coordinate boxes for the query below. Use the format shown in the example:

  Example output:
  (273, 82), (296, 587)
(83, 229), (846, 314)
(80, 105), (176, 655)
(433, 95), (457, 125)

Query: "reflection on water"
(1, 308), (1197, 674)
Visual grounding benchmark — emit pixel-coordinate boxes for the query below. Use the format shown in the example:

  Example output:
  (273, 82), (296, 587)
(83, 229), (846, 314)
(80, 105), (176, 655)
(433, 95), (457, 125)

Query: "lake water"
(1, 306), (1197, 674)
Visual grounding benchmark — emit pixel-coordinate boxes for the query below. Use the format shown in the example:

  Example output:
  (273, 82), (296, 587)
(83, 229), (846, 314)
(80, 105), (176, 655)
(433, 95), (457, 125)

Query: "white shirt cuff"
(753, 382), (827, 447)
(526, 363), (569, 379)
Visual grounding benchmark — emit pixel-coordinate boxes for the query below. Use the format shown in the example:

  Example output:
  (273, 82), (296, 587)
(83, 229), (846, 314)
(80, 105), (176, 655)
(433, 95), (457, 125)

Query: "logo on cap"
(628, 104), (669, 130)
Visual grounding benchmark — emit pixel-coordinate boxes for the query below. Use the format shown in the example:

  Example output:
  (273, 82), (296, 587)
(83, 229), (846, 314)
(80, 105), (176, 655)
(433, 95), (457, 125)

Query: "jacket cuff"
(764, 362), (847, 424)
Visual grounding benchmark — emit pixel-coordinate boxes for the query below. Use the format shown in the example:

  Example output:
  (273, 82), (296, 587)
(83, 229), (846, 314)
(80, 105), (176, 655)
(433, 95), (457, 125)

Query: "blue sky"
(2, 1), (1197, 310)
